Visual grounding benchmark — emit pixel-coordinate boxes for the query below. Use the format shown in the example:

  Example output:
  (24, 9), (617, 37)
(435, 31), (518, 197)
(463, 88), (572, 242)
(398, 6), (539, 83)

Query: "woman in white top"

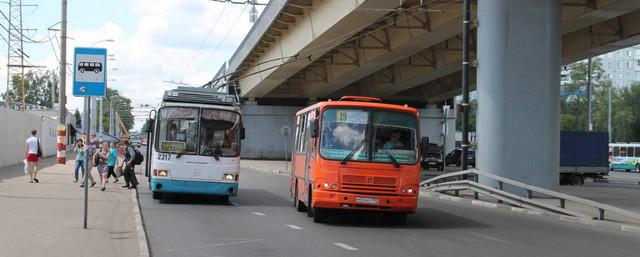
(25, 129), (43, 183)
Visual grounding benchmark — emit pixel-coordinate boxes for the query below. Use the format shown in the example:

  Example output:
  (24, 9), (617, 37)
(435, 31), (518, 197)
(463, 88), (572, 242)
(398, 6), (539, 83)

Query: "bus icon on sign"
(78, 62), (103, 73)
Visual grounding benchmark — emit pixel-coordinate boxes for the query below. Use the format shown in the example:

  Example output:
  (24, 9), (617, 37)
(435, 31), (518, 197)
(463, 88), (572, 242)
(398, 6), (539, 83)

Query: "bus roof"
(295, 98), (418, 116)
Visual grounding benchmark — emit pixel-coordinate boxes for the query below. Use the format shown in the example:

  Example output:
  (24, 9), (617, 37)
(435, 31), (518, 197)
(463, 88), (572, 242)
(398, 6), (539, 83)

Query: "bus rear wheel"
(636, 164), (640, 173)
(294, 181), (306, 212)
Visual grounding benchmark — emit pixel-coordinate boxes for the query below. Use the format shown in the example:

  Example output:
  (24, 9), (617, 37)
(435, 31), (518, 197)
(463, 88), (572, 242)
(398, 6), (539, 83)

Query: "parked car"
(422, 152), (444, 171)
(445, 149), (476, 167)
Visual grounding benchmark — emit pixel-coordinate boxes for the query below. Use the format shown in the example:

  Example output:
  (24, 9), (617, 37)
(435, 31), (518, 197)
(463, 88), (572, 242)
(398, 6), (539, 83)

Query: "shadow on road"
(157, 194), (233, 206)
(319, 207), (488, 229)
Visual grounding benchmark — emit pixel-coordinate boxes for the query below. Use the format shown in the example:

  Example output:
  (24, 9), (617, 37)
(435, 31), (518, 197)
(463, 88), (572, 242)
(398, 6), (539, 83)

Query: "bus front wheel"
(307, 186), (314, 218)
(636, 164), (640, 173)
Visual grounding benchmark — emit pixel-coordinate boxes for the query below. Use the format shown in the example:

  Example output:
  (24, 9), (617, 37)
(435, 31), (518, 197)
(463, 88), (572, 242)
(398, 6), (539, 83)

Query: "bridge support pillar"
(477, 0), (561, 191)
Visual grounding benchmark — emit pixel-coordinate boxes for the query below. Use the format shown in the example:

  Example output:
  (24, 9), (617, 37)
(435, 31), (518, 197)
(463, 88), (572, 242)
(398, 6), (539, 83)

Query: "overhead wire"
(193, 4), (250, 76)
(177, 2), (229, 80)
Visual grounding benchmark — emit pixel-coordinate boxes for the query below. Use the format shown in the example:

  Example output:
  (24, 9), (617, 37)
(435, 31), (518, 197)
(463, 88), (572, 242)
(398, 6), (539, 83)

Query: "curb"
(132, 188), (151, 257)
(420, 190), (640, 236)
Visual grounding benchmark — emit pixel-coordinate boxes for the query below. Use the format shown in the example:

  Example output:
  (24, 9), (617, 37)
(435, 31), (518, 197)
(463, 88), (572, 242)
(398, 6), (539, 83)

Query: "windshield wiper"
(384, 150), (400, 168)
(341, 139), (367, 165)
(211, 151), (220, 161)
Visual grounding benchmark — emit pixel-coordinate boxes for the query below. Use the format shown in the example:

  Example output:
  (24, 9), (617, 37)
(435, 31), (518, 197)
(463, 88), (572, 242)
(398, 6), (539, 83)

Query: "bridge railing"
(420, 169), (640, 222)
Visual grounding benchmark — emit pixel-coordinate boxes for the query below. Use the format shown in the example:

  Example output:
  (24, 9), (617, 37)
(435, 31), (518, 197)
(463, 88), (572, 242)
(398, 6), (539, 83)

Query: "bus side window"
(620, 147), (627, 157)
(614, 147), (620, 157)
(635, 147), (640, 158)
(630, 147), (636, 157)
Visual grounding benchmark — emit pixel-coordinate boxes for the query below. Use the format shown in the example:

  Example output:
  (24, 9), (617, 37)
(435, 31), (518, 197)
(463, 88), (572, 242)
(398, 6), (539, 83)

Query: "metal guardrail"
(421, 169), (640, 222)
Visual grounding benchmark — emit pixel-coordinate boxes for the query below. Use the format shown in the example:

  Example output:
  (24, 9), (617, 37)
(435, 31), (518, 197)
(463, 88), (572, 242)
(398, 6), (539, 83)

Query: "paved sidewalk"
(0, 157), (143, 257)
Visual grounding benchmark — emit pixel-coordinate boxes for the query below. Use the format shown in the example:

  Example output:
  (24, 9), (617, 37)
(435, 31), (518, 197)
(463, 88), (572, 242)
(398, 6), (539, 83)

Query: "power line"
(177, 2), (229, 80)
(193, 4), (249, 76)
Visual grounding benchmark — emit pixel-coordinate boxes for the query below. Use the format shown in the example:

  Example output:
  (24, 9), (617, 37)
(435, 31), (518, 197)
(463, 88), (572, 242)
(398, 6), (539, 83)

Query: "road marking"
(621, 225), (640, 234)
(465, 232), (510, 244)
(333, 242), (359, 251)
(252, 211), (266, 216)
(285, 224), (303, 230)
(164, 239), (264, 252)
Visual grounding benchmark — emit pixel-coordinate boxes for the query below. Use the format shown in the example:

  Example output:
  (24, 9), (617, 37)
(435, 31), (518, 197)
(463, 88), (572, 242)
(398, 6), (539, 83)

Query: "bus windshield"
(199, 109), (241, 157)
(157, 107), (198, 154)
(320, 108), (418, 164)
(155, 107), (241, 157)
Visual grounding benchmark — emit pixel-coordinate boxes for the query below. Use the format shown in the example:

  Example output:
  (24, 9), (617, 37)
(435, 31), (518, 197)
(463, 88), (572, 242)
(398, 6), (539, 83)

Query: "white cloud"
(12, 0), (257, 131)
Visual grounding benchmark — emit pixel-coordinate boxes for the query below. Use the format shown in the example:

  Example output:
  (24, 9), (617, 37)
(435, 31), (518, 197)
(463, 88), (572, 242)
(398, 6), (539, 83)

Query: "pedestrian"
(123, 140), (139, 189)
(72, 139), (85, 183)
(80, 140), (97, 188)
(25, 130), (43, 183)
(106, 142), (119, 183)
(94, 141), (110, 191)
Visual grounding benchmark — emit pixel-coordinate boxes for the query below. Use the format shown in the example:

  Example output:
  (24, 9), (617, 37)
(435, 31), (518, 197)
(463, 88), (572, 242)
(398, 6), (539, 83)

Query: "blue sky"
(1, 0), (263, 130)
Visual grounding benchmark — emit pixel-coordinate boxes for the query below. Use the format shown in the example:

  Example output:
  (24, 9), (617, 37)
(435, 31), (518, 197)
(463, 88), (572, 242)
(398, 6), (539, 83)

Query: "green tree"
(1, 70), (59, 108)
(560, 59), (609, 131)
(74, 109), (82, 127)
(611, 82), (640, 142)
(101, 88), (134, 133)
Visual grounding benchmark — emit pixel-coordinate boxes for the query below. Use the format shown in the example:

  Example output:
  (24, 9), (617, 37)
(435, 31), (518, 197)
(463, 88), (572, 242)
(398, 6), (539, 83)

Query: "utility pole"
(608, 85), (613, 142)
(461, 0), (471, 170)
(59, 0), (67, 122)
(586, 57), (593, 131)
(99, 98), (103, 133)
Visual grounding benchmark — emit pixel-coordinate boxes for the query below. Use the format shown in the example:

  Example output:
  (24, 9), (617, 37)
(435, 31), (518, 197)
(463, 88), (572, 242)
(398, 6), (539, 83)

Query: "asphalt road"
(138, 167), (640, 257)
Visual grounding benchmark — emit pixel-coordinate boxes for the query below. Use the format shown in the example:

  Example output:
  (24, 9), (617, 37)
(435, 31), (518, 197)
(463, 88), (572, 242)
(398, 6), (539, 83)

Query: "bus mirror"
(310, 119), (319, 138)
(144, 119), (154, 133)
(240, 127), (246, 140)
(420, 137), (429, 155)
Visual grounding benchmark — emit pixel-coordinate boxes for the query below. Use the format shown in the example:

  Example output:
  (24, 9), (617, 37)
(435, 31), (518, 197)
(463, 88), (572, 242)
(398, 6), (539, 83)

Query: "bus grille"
(341, 175), (397, 194)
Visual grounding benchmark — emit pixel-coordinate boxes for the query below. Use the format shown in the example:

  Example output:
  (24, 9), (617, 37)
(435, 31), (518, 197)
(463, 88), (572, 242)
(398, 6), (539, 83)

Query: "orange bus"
(290, 96), (424, 224)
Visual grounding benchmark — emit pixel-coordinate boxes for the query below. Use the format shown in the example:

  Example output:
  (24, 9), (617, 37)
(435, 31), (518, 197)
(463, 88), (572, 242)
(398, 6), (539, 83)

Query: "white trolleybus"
(148, 87), (244, 201)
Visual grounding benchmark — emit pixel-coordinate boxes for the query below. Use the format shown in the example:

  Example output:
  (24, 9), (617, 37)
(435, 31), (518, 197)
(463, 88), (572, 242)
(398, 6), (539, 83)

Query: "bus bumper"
(313, 190), (418, 213)
(151, 179), (238, 196)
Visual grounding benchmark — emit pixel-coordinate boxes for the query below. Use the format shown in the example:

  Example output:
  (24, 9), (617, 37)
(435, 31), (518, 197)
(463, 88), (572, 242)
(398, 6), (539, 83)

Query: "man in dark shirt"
(122, 140), (139, 189)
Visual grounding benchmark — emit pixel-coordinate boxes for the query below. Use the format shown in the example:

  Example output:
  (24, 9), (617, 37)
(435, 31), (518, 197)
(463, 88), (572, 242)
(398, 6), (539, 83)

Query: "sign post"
(73, 47), (107, 229)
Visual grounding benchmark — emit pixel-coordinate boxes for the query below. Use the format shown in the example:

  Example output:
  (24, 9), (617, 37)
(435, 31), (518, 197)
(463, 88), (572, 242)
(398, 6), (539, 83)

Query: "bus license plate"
(355, 197), (379, 204)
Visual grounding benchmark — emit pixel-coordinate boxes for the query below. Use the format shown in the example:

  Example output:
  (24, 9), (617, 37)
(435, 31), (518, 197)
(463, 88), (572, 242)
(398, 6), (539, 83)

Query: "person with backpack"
(25, 130), (43, 183)
(123, 140), (140, 189)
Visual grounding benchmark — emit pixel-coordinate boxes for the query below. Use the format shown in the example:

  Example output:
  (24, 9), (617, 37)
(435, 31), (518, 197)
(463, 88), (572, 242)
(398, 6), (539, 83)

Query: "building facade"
(599, 45), (640, 88)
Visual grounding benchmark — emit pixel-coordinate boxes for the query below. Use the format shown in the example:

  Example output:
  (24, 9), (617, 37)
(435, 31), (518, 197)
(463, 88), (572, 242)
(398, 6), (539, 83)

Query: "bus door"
(304, 110), (318, 189)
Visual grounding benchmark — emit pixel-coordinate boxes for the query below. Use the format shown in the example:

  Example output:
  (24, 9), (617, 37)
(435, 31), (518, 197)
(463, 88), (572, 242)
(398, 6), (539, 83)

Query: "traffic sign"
(73, 47), (107, 97)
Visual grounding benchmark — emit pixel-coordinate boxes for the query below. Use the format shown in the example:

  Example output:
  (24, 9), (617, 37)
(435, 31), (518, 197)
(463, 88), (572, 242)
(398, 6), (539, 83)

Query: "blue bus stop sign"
(73, 47), (107, 97)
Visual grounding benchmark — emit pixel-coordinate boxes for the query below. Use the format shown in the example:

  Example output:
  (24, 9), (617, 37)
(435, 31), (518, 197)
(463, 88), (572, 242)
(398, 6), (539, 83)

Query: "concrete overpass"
(213, 0), (640, 190)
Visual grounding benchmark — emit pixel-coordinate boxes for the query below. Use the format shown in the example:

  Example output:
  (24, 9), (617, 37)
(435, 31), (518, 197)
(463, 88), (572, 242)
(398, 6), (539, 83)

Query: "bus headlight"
(224, 173), (235, 181)
(158, 170), (168, 177)
(322, 182), (338, 190)
(401, 186), (417, 194)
